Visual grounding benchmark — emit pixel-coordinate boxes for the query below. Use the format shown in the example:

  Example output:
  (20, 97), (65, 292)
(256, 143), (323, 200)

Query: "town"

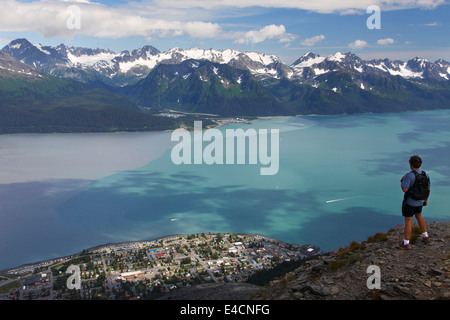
(0, 233), (320, 300)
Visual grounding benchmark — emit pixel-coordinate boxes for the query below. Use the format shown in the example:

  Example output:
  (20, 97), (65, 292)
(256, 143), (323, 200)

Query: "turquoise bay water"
(1, 110), (450, 270)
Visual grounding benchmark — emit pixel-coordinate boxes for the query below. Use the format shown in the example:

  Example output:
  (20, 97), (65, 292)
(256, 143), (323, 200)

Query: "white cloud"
(0, 1), (225, 41)
(301, 35), (325, 46)
(0, 0), (445, 46)
(279, 33), (297, 44)
(234, 24), (287, 44)
(0, 1), (294, 45)
(349, 39), (368, 50)
(152, 0), (445, 13)
(377, 38), (395, 46)
(423, 22), (440, 26)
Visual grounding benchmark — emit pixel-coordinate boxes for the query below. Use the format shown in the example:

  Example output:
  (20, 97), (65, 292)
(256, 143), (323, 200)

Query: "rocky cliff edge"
(254, 221), (449, 300)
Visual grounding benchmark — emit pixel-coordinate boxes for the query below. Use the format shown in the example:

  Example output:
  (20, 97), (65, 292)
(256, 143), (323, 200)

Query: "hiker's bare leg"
(404, 216), (413, 241)
(415, 213), (427, 233)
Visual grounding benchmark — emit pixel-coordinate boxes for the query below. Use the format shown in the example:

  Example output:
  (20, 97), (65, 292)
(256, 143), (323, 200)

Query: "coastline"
(2, 109), (450, 136)
(1, 232), (318, 275)
(0, 233), (181, 275)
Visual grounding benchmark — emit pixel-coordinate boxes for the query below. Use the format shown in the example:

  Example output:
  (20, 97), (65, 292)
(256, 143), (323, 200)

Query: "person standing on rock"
(400, 155), (431, 249)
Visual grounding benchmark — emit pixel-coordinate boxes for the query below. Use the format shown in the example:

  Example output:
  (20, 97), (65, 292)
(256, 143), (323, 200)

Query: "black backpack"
(407, 171), (430, 200)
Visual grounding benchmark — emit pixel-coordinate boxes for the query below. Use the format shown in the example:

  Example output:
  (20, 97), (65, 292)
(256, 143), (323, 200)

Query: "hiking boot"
(399, 242), (412, 250)
(422, 236), (431, 244)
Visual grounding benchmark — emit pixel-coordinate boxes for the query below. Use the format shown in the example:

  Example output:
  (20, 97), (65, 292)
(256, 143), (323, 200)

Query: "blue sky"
(0, 0), (449, 64)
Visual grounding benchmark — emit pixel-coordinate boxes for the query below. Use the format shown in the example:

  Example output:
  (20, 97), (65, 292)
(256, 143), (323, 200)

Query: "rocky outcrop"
(155, 222), (448, 301)
(254, 222), (449, 300)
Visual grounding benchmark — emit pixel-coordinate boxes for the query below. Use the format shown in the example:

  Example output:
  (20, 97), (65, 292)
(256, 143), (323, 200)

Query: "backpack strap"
(403, 171), (416, 201)
(411, 170), (427, 179)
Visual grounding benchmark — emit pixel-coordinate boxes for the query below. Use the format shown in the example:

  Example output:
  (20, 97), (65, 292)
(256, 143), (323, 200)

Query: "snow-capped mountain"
(2, 38), (449, 89)
(2, 39), (70, 71)
(291, 51), (450, 81)
(290, 52), (365, 81)
(2, 39), (286, 86)
(1, 39), (450, 126)
(108, 47), (284, 84)
(120, 58), (290, 116)
(0, 49), (44, 78)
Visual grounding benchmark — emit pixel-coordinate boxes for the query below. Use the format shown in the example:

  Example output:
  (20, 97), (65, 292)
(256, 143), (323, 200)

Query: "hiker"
(399, 155), (431, 249)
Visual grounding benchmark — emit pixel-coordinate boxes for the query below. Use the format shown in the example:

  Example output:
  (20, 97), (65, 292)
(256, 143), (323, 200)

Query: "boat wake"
(325, 197), (354, 204)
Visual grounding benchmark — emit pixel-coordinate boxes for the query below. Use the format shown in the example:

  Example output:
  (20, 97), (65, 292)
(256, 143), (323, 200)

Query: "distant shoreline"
(0, 233), (182, 274)
(3, 110), (446, 136)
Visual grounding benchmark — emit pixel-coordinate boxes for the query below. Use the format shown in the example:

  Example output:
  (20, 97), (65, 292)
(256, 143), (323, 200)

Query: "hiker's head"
(409, 155), (422, 169)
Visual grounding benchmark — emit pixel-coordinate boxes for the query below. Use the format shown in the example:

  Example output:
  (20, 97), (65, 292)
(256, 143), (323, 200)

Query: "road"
(190, 251), (219, 283)
(101, 254), (115, 299)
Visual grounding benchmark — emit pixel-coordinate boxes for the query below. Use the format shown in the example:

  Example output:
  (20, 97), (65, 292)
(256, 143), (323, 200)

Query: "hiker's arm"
(424, 189), (430, 206)
(401, 176), (408, 192)
(401, 174), (409, 192)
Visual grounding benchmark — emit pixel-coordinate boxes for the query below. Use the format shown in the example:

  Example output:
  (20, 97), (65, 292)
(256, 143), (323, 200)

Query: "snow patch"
(252, 67), (278, 77)
(388, 63), (423, 78)
(9, 43), (21, 50)
(34, 44), (51, 55)
(118, 57), (158, 73)
(314, 68), (328, 75)
(68, 52), (117, 67)
(368, 61), (423, 78)
(293, 56), (325, 68)
(327, 52), (346, 62)
(244, 52), (277, 65)
(0, 65), (40, 77)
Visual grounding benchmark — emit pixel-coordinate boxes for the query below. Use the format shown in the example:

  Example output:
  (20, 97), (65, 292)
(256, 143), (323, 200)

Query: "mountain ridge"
(120, 59), (291, 116)
(1, 38), (450, 132)
(0, 49), (177, 134)
(4, 38), (449, 87)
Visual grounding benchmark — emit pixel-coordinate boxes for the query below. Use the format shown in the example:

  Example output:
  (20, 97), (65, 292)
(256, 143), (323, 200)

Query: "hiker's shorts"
(402, 201), (423, 217)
